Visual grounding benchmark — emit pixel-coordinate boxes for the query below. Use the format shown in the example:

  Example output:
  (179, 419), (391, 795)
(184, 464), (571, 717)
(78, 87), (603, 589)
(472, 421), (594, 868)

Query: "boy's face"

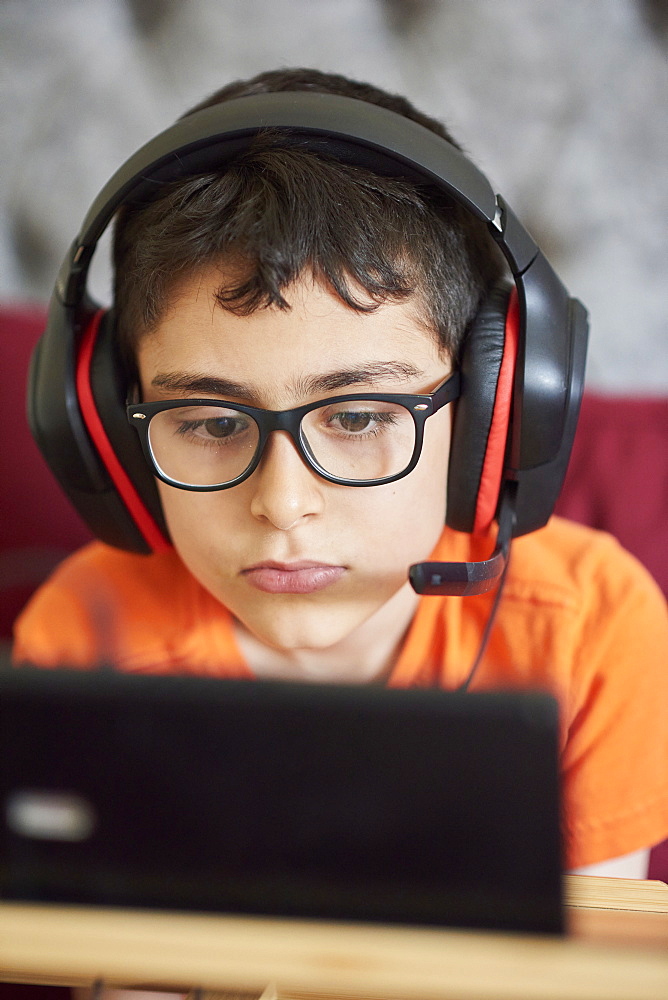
(136, 266), (454, 668)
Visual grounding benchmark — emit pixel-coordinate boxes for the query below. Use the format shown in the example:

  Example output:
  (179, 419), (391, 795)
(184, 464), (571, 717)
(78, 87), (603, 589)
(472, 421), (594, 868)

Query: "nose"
(249, 431), (325, 530)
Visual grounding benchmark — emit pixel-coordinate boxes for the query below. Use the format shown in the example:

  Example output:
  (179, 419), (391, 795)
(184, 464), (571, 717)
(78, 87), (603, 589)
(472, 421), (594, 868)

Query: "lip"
(241, 561), (346, 594)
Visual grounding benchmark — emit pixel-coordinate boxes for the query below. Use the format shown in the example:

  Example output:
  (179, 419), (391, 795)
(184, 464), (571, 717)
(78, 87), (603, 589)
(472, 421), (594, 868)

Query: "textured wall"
(1, 0), (666, 391)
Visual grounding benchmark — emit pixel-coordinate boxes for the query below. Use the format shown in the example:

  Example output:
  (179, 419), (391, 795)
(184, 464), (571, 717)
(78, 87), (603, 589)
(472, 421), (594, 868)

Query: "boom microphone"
(409, 487), (516, 597)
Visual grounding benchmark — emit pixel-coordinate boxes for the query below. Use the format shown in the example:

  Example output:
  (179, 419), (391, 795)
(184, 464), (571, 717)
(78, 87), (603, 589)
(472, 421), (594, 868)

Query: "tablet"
(0, 665), (563, 933)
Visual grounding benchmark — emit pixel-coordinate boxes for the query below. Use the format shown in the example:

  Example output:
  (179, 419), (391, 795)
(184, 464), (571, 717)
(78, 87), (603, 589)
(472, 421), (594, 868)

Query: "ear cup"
(80, 309), (171, 551)
(446, 282), (519, 534)
(28, 300), (170, 554)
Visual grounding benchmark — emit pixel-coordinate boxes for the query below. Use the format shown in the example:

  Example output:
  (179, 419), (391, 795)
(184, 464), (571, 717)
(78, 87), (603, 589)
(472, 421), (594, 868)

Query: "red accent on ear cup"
(472, 287), (519, 534)
(75, 310), (171, 552)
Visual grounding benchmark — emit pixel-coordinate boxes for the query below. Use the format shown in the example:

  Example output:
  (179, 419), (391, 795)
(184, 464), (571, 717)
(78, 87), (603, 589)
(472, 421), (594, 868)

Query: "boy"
(13, 69), (668, 876)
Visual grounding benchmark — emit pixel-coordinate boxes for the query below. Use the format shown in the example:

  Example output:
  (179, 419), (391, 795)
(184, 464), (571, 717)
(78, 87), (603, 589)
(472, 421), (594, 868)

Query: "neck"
(233, 582), (420, 685)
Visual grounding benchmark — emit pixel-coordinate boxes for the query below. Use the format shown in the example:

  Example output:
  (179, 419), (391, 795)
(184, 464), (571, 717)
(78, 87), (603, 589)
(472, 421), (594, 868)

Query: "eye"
(326, 408), (399, 436)
(334, 411), (377, 433)
(170, 408), (254, 444)
(199, 416), (243, 439)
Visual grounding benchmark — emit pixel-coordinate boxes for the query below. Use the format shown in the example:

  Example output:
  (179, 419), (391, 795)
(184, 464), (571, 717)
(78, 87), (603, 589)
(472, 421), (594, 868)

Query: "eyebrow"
(151, 362), (426, 403)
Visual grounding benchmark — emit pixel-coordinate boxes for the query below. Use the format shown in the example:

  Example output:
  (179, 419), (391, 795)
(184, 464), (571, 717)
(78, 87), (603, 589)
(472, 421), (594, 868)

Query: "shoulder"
(12, 542), (222, 669)
(432, 516), (666, 623)
(20, 541), (192, 609)
(505, 516), (666, 612)
(438, 516), (667, 692)
(496, 517), (667, 724)
(500, 517), (667, 672)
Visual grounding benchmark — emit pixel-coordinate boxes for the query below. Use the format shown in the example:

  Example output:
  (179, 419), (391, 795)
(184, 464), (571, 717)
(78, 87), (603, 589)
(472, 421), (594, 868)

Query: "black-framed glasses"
(127, 371), (460, 491)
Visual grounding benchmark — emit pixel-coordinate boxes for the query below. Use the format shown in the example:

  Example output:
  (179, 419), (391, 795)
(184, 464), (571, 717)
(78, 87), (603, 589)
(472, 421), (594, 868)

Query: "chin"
(238, 600), (376, 654)
(248, 618), (359, 654)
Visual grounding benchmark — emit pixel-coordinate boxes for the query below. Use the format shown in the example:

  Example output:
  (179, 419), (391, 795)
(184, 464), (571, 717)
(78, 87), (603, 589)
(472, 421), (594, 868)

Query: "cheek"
(156, 483), (243, 565)
(405, 406), (451, 522)
(353, 415), (450, 561)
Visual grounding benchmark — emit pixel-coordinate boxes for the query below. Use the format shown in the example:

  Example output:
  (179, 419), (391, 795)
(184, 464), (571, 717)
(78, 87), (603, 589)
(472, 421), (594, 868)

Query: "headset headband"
(56, 93), (582, 476)
(34, 90), (588, 560)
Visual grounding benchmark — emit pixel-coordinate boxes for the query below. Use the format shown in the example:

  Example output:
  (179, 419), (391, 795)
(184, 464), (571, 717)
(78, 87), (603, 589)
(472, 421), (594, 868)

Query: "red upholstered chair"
(0, 305), (92, 641)
(555, 392), (668, 882)
(555, 393), (668, 599)
(0, 306), (89, 1000)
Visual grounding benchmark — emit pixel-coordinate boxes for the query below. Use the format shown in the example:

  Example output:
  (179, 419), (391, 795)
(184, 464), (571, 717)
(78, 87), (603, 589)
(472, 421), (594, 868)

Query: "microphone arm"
(409, 486), (516, 597)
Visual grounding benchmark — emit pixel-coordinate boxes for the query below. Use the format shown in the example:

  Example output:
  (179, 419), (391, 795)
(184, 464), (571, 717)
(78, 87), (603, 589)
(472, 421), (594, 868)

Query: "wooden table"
(1, 876), (667, 1000)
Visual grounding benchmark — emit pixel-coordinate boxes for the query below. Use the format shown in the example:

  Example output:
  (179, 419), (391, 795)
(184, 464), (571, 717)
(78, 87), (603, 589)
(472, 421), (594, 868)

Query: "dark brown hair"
(113, 68), (503, 365)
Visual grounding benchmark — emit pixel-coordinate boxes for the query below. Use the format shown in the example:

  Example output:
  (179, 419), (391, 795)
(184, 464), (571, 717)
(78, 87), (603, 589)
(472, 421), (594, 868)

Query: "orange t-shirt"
(12, 516), (668, 869)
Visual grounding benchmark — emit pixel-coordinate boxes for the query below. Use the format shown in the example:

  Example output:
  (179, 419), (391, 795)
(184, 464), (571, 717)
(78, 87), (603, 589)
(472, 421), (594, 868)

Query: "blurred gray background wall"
(1, 0), (666, 392)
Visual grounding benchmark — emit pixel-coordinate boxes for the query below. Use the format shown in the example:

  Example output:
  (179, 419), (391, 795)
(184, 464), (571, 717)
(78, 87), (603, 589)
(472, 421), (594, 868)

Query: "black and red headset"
(28, 91), (588, 596)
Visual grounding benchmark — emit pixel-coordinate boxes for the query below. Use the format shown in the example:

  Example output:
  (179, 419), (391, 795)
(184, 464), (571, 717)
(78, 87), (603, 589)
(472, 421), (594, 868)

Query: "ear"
(446, 282), (519, 534)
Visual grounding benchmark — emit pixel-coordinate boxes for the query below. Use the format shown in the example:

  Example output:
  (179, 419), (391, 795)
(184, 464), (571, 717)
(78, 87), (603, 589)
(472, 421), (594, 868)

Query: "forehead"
(137, 268), (448, 404)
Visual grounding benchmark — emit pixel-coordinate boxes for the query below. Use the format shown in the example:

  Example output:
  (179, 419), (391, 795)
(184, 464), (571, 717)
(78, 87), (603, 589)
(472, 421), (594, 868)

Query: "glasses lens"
(301, 400), (416, 482)
(148, 405), (260, 486)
